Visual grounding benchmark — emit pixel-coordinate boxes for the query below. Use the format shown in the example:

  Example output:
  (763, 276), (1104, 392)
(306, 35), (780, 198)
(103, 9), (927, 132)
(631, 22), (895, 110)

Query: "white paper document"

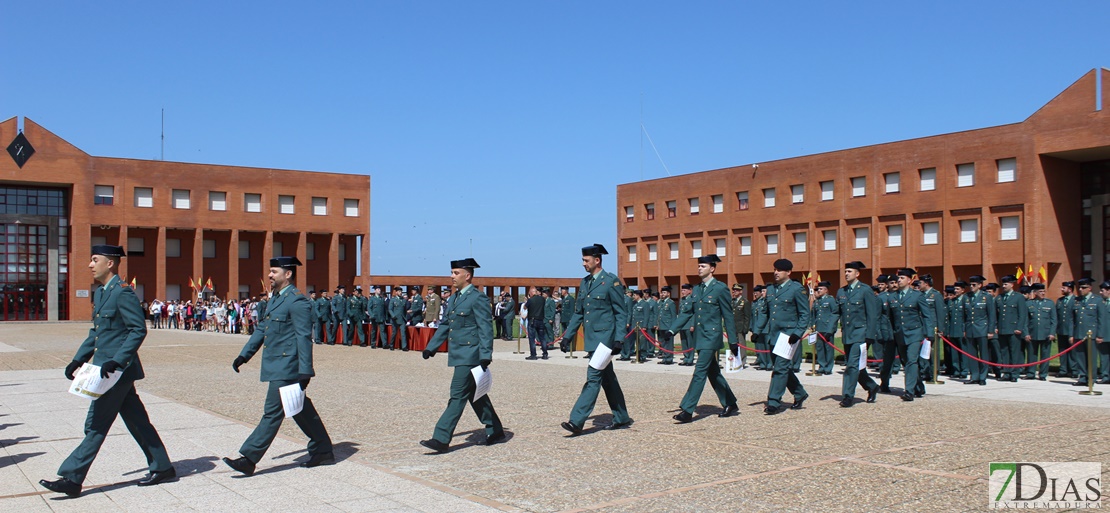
(68, 363), (122, 400)
(772, 332), (797, 359)
(858, 343), (867, 370)
(471, 366), (493, 401)
(279, 383), (305, 417)
(724, 352), (744, 373)
(919, 338), (931, 360)
(806, 333), (818, 346)
(589, 343), (616, 370)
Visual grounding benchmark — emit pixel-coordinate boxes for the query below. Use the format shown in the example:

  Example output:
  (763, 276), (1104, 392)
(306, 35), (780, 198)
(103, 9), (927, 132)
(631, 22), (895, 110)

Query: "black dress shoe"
(524, 356), (539, 360)
(866, 388), (878, 403)
(901, 393), (914, 402)
(979, 380), (987, 386)
(672, 411), (693, 423)
(879, 387), (893, 394)
(483, 432), (506, 445)
(560, 421), (582, 435)
(137, 467), (177, 486)
(763, 405), (780, 415)
(718, 404), (739, 418)
(790, 396), (807, 410)
(1037, 376), (1046, 381)
(914, 392), (925, 398)
(223, 456), (256, 476)
(839, 398), (853, 408)
(604, 420), (633, 430)
(419, 439), (449, 454)
(301, 451), (335, 467)
(964, 380), (979, 385)
(1073, 381), (1088, 386)
(40, 477), (81, 497)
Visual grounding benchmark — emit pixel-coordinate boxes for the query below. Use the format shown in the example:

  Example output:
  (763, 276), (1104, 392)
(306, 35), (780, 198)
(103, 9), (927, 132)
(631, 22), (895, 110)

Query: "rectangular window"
(338, 243), (346, 261)
(766, 234), (779, 254)
(668, 242), (679, 259)
(712, 194), (723, 213)
(823, 230), (836, 251)
(279, 195), (295, 214)
(94, 185), (114, 205)
(344, 198), (359, 217)
(919, 168), (936, 191)
(166, 238), (181, 258)
(820, 181), (834, 201)
(645, 203), (655, 220)
(172, 189), (190, 209)
(209, 191), (227, 211)
(239, 240), (249, 259)
(740, 236), (752, 256)
(887, 225), (903, 247)
(691, 240), (702, 258)
(127, 237), (144, 256)
(736, 192), (749, 211)
(134, 187), (153, 208)
(922, 222), (939, 245)
(851, 177), (866, 197)
(238, 285), (250, 300)
(624, 205), (634, 222)
(91, 236), (107, 247)
(884, 172), (900, 193)
(959, 219), (978, 242)
(764, 188), (776, 208)
(648, 243), (657, 261)
(997, 158), (1016, 183)
(957, 163), (975, 187)
(714, 238), (725, 257)
(689, 198), (700, 215)
(203, 239), (216, 259)
(245, 193), (262, 213)
(666, 200), (677, 217)
(273, 241), (283, 257)
(1000, 216), (1019, 240)
(312, 197), (328, 216)
(793, 232), (806, 253)
(628, 245), (637, 262)
(791, 184), (804, 204)
(307, 242), (316, 260)
(853, 227), (869, 249)
(166, 284), (181, 301)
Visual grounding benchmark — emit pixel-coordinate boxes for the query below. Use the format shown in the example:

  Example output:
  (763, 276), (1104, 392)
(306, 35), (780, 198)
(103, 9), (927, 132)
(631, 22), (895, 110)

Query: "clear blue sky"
(3, 2), (1107, 278)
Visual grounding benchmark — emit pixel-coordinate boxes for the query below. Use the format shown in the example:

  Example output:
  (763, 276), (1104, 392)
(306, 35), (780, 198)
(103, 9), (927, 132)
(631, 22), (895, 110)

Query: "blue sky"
(2, 2), (1107, 278)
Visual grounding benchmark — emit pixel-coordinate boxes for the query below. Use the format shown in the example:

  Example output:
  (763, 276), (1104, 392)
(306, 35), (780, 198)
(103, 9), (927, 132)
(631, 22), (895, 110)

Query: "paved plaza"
(0, 323), (1108, 512)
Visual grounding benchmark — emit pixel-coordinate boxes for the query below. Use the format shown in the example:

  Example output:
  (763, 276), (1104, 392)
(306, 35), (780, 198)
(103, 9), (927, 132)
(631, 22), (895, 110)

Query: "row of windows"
(92, 236), (348, 261)
(625, 216), (1020, 262)
(92, 186), (360, 217)
(624, 158), (1017, 221)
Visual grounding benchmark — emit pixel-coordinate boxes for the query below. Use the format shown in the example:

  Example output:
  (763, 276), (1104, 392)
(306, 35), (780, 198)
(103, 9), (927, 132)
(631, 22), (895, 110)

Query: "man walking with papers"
(419, 258), (505, 453)
(558, 244), (633, 434)
(763, 258), (811, 415)
(887, 268), (937, 401)
(835, 261), (881, 407)
(41, 245), (176, 498)
(224, 256), (334, 476)
(669, 255), (739, 422)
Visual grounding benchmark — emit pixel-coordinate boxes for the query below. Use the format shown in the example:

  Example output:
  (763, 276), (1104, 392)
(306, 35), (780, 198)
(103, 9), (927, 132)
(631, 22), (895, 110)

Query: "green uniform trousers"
(240, 380), (333, 464)
(345, 319), (365, 346)
(1057, 333), (1074, 376)
(389, 322), (408, 350)
(1029, 339), (1052, 379)
(998, 334), (1021, 379)
(569, 358), (630, 429)
(967, 337), (990, 382)
(895, 334), (922, 394)
(841, 342), (878, 400)
(658, 331), (675, 363)
(58, 379), (172, 485)
(680, 349), (736, 414)
(432, 366), (503, 444)
(753, 334), (771, 368)
(816, 333), (836, 373)
(766, 350), (808, 409)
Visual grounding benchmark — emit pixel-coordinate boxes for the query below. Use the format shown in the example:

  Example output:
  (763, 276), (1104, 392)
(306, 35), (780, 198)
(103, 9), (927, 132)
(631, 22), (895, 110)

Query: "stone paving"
(1, 323), (1108, 512)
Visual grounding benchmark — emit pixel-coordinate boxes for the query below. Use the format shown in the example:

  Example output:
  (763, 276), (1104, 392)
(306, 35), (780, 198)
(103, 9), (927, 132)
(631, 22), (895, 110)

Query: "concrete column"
(47, 217), (59, 321)
(296, 231), (307, 285)
(193, 229), (204, 301)
(360, 233), (370, 290)
(156, 226), (166, 302)
(229, 229), (240, 301)
(118, 225), (129, 281)
(262, 231), (274, 286)
(329, 233), (339, 292)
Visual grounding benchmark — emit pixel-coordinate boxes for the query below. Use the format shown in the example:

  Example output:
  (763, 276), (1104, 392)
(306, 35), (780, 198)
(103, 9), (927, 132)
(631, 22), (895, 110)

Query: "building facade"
(616, 69), (1110, 292)
(0, 117), (371, 321)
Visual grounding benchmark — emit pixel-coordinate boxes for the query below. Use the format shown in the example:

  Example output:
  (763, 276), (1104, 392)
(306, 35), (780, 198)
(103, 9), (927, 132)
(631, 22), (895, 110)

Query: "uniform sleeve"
(864, 291), (880, 341)
(920, 294), (936, 339)
(475, 293), (494, 360)
(671, 296), (694, 333)
(291, 296), (315, 376)
(1016, 297), (1029, 335)
(111, 287), (149, 369)
(987, 295), (997, 334)
(793, 285), (810, 336)
(608, 278), (628, 344)
(1047, 302), (1057, 335)
(933, 293), (946, 335)
(720, 287), (736, 350)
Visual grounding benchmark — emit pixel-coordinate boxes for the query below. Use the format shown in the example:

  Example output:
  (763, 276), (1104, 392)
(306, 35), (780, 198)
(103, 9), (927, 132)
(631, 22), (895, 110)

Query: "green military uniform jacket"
(811, 295), (839, 334)
(239, 285), (315, 381)
(315, 296), (331, 321)
(751, 296), (768, 335)
(996, 290), (1028, 335)
(348, 294), (366, 322)
(671, 278), (737, 350)
(947, 295), (966, 338)
(836, 281), (879, 344)
(963, 290), (996, 338)
(1056, 295), (1075, 337)
(367, 295), (385, 322)
(388, 295), (406, 323)
(331, 293), (348, 322)
(544, 296), (556, 323)
(732, 295), (751, 335)
(424, 293), (442, 324)
(765, 280), (810, 340)
(561, 270), (628, 352)
(1099, 298), (1110, 341)
(876, 291), (894, 341)
(1071, 293), (1100, 340)
(657, 297), (676, 331)
(630, 299), (650, 328)
(1026, 297), (1057, 340)
(887, 288), (936, 341)
(74, 275), (147, 381)
(561, 294), (575, 322)
(426, 285), (492, 367)
(409, 294), (424, 321)
(922, 288), (945, 337)
(503, 297), (516, 321)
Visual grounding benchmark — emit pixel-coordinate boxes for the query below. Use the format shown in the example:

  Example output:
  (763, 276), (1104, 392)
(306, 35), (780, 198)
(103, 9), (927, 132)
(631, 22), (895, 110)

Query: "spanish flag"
(189, 277), (196, 291)
(1038, 265), (1048, 283)
(1015, 267), (1024, 282)
(130, 276), (137, 288)
(205, 277), (214, 291)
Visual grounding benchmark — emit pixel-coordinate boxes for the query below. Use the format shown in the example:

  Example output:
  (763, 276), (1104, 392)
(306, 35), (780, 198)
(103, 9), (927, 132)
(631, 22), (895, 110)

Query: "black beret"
(985, 283), (999, 291)
(876, 274), (888, 283)
(1031, 283), (1046, 290)
(91, 244), (126, 257)
(896, 268), (916, 278)
(270, 256), (302, 268)
(1000, 275), (1017, 283)
(773, 258), (793, 271)
(450, 258), (480, 269)
(817, 281), (831, 289)
(844, 261), (865, 270)
(870, 285), (881, 292)
(920, 274), (933, 284)
(581, 244), (608, 256)
(954, 281), (968, 288)
(1018, 285), (1031, 294)
(698, 254), (722, 265)
(1101, 281), (1110, 290)
(632, 289), (643, 296)
(1063, 281), (1075, 288)
(681, 284), (693, 290)
(1077, 277), (1094, 286)
(753, 285), (765, 292)
(968, 275), (986, 284)
(661, 286), (672, 292)
(944, 286), (955, 294)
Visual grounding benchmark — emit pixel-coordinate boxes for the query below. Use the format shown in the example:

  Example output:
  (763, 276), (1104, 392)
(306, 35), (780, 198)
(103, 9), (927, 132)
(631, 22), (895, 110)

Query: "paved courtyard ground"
(0, 323), (1107, 512)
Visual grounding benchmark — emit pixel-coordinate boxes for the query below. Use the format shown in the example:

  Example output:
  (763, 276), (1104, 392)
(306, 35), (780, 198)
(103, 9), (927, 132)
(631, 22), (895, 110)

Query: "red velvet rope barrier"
(939, 334), (1083, 368)
(817, 332), (889, 364)
(637, 327), (695, 355)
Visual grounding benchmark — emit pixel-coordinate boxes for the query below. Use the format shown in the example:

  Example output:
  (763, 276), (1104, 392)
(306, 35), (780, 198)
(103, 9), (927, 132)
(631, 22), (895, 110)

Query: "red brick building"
(616, 69), (1110, 292)
(0, 117), (370, 321)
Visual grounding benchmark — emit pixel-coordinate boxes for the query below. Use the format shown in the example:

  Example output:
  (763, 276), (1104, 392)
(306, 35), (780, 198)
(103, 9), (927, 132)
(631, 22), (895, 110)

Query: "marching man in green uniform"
(224, 256), (334, 476)
(1056, 281), (1076, 378)
(1024, 283), (1056, 380)
(995, 275), (1028, 382)
(559, 286), (576, 350)
(962, 275), (996, 386)
(309, 290), (320, 344)
(330, 285), (347, 345)
(835, 261), (880, 407)
(317, 290), (331, 344)
(367, 288), (386, 348)
(811, 281), (839, 375)
(419, 259), (505, 453)
(946, 283), (968, 379)
(41, 245), (176, 497)
(751, 285), (770, 370)
(887, 268), (936, 401)
(348, 285), (367, 346)
(763, 258), (810, 415)
(1070, 278), (1100, 385)
(388, 287), (409, 350)
(630, 290), (652, 362)
(655, 286), (677, 365)
(558, 244), (633, 434)
(669, 254), (739, 422)
(678, 284), (697, 366)
(916, 274), (945, 394)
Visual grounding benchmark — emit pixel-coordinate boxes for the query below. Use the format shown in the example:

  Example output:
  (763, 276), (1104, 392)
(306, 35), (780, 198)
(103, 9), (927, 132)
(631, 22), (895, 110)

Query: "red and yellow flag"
(1038, 265), (1048, 283)
(188, 277), (196, 291)
(205, 277), (214, 290)
(130, 276), (137, 288)
(1015, 267), (1024, 282)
